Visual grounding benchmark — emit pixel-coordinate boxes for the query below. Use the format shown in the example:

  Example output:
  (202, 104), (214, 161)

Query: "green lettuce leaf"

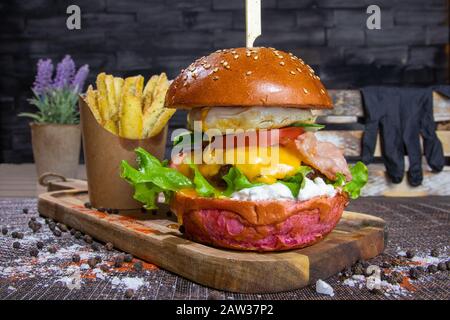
(342, 161), (368, 199)
(189, 164), (220, 198)
(290, 122), (325, 131)
(222, 167), (262, 197)
(120, 148), (193, 209)
(279, 166), (313, 197)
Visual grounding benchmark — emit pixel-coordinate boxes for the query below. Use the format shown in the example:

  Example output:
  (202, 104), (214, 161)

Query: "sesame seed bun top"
(165, 47), (333, 109)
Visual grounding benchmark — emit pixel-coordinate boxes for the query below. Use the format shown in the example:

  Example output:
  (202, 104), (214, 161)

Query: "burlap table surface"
(0, 197), (449, 300)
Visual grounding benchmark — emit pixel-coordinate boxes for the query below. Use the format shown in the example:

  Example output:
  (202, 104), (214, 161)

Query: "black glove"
(361, 87), (404, 183)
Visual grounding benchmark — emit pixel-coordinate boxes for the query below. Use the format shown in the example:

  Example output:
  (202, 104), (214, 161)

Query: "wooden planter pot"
(30, 123), (81, 179)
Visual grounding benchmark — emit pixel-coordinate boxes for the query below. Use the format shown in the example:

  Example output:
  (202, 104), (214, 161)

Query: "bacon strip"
(294, 132), (352, 181)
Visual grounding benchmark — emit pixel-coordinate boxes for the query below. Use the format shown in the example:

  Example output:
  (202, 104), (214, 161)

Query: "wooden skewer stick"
(245, 0), (261, 48)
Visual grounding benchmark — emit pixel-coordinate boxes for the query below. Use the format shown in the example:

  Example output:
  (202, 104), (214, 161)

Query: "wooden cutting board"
(38, 180), (386, 293)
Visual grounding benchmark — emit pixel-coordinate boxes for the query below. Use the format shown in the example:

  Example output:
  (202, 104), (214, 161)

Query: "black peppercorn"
(88, 257), (97, 269)
(430, 248), (440, 257)
(427, 264), (438, 273)
(13, 241), (21, 249)
(406, 250), (415, 259)
(409, 268), (420, 280)
(391, 271), (403, 283)
(91, 243), (99, 251)
(437, 262), (446, 271)
(48, 223), (56, 231)
(70, 228), (76, 235)
(84, 202), (92, 209)
(124, 289), (134, 299)
(17, 232), (24, 239)
(352, 263), (364, 275)
(2, 227), (8, 235)
(95, 255), (102, 264)
(11, 231), (19, 238)
(29, 248), (39, 257)
(48, 246), (57, 254)
(72, 254), (81, 263)
(114, 255), (124, 268)
(381, 261), (391, 269)
(107, 208), (113, 214)
(22, 208), (29, 214)
(36, 241), (44, 250)
(53, 230), (62, 237)
(57, 223), (68, 232)
(133, 261), (143, 272)
(84, 235), (93, 244)
(99, 264), (109, 272)
(105, 242), (114, 251)
(98, 207), (106, 213)
(74, 231), (82, 239)
(124, 254), (133, 263)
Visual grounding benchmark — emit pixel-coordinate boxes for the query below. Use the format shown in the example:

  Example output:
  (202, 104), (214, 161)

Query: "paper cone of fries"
(79, 97), (167, 210)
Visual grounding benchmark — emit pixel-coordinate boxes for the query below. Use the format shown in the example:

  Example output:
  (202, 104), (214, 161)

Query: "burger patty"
(173, 192), (348, 251)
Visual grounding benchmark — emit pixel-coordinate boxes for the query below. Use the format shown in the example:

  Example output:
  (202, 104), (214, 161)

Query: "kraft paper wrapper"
(79, 97), (168, 209)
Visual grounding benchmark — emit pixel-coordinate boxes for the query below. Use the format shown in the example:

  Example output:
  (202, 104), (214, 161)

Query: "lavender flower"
(32, 59), (53, 96)
(71, 64), (89, 93)
(53, 55), (76, 89)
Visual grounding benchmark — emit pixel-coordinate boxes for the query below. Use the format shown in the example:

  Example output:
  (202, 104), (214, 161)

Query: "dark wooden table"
(0, 196), (449, 300)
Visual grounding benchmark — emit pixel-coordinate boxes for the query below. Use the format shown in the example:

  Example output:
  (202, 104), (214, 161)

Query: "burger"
(121, 47), (368, 252)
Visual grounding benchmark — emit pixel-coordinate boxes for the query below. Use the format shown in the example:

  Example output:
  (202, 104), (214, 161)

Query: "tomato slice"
(210, 127), (304, 149)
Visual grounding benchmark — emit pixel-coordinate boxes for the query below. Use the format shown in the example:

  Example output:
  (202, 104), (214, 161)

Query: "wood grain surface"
(37, 181), (386, 293)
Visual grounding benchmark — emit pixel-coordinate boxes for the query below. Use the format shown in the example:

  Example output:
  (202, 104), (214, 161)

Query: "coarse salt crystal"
(316, 279), (334, 296)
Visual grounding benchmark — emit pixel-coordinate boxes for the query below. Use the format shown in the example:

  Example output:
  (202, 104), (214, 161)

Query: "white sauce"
(297, 177), (336, 201)
(230, 183), (294, 201)
(230, 177), (336, 202)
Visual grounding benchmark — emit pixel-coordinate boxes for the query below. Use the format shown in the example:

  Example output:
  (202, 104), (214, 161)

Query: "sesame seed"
(246, 71), (252, 76)
(290, 71), (296, 75)
(223, 61), (228, 66)
(213, 67), (218, 73)
(296, 67), (302, 73)
(300, 60), (305, 65)
(213, 76), (219, 80)
(303, 88), (309, 94)
(225, 65), (230, 69)
(233, 54), (239, 59)
(279, 61), (285, 66)
(188, 66), (195, 72)
(246, 52), (251, 57)
(253, 56), (259, 60)
(231, 50), (236, 54)
(320, 89), (326, 94)
(204, 64), (211, 69)
(183, 75), (188, 80)
(278, 55), (284, 59)
(192, 72), (197, 79)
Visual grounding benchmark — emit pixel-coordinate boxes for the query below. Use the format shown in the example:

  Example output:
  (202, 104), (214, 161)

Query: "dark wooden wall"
(0, 0), (448, 162)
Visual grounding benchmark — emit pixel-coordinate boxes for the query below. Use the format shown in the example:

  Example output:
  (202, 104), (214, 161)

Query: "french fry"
(104, 119), (118, 135)
(142, 75), (171, 137)
(96, 73), (109, 121)
(147, 108), (176, 138)
(143, 75), (159, 113)
(120, 95), (143, 139)
(104, 74), (118, 120)
(98, 94), (118, 134)
(113, 77), (124, 113)
(85, 85), (103, 125)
